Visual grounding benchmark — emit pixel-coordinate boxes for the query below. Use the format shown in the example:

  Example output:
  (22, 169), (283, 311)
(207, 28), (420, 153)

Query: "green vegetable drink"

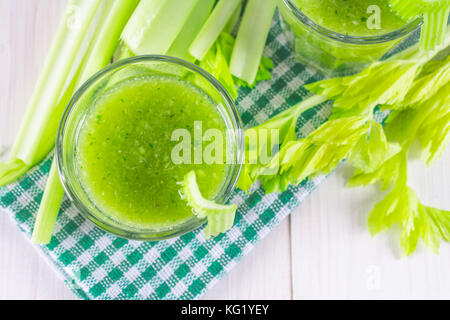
(293, 0), (407, 36)
(278, 0), (418, 75)
(76, 76), (228, 231)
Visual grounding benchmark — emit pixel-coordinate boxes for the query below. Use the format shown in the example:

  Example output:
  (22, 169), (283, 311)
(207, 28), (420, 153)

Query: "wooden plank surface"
(0, 0), (449, 300)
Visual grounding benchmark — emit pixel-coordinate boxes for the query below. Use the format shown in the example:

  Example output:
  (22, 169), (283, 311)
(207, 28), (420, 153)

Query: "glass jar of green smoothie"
(278, 0), (422, 76)
(57, 56), (244, 241)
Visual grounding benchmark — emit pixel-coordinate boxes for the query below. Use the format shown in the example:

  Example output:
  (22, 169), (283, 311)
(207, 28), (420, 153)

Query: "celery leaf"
(307, 59), (424, 117)
(348, 121), (402, 173)
(369, 181), (450, 256)
(247, 116), (370, 193)
(416, 84), (450, 165)
(237, 95), (328, 192)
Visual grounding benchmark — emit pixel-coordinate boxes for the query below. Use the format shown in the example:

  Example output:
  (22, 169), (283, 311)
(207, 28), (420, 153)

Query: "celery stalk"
(189, 0), (243, 61)
(31, 0), (139, 244)
(166, 0), (215, 62)
(420, 7), (450, 51)
(224, 1), (243, 34)
(230, 0), (277, 85)
(31, 161), (65, 244)
(77, 0), (140, 82)
(390, 0), (450, 52)
(8, 0), (101, 168)
(121, 0), (199, 56)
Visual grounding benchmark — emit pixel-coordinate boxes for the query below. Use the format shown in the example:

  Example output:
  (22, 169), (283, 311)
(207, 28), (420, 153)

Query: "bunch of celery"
(1, 0), (278, 243)
(1, 0), (140, 243)
(239, 32), (450, 256)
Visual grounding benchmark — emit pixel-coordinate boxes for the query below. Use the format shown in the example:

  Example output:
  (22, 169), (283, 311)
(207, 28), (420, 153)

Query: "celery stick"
(31, 0), (139, 245)
(189, 0), (243, 61)
(9, 0), (101, 167)
(77, 0), (140, 82)
(230, 0), (277, 85)
(420, 7), (450, 51)
(121, 0), (199, 55)
(167, 0), (215, 62)
(224, 1), (243, 34)
(390, 0), (449, 52)
(31, 161), (65, 244)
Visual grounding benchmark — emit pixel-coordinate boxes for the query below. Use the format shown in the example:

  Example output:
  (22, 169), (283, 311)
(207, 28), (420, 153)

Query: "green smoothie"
(279, 0), (417, 75)
(76, 76), (228, 230)
(293, 0), (407, 36)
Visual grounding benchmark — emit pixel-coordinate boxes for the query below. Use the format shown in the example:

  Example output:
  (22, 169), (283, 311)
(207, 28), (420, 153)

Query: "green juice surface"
(76, 76), (228, 230)
(293, 0), (407, 36)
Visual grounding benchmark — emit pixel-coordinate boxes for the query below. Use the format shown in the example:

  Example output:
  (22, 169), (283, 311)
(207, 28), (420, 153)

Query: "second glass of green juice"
(57, 56), (244, 240)
(278, 0), (422, 76)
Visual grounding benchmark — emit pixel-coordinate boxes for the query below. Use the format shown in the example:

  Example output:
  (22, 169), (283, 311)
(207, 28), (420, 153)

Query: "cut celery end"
(120, 0), (166, 55)
(0, 159), (31, 187)
(121, 0), (199, 55)
(189, 0), (243, 61)
(230, 0), (277, 85)
(180, 171), (237, 238)
(167, 0), (215, 62)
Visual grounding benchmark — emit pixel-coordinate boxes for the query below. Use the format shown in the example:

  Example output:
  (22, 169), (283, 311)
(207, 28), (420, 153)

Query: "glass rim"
(56, 55), (244, 241)
(280, 0), (422, 44)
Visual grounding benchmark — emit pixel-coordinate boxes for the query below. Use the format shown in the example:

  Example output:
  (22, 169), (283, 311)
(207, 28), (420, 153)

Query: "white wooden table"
(1, 0), (449, 300)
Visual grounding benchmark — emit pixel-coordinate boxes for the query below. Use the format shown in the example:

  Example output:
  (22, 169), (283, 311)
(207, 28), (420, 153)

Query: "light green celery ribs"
(31, 0), (139, 244)
(390, 0), (450, 51)
(167, 0), (215, 62)
(31, 161), (66, 244)
(189, 0), (243, 61)
(180, 171), (237, 238)
(0, 0), (102, 187)
(121, 0), (199, 56)
(238, 34), (450, 255)
(230, 0), (277, 85)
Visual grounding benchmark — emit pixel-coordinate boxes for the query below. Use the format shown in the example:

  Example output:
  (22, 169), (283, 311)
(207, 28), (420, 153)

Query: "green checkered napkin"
(0, 15), (330, 300)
